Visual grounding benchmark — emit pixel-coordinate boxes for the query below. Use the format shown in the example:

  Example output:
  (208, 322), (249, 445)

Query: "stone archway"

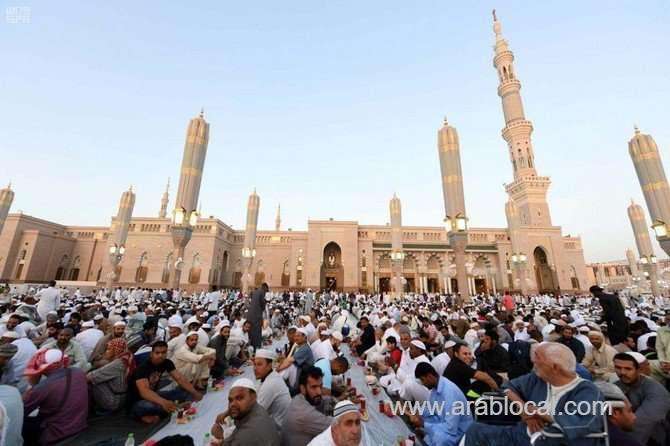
(534, 247), (557, 292)
(321, 242), (344, 291)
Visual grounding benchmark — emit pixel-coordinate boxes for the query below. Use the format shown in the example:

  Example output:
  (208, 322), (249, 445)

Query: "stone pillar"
(242, 190), (260, 294)
(626, 248), (640, 279)
(629, 127), (670, 256)
(171, 110), (209, 289)
(438, 119), (470, 303)
(275, 204), (281, 231)
(0, 183), (15, 236)
(628, 200), (660, 296)
(390, 194), (404, 300)
(106, 186), (135, 290)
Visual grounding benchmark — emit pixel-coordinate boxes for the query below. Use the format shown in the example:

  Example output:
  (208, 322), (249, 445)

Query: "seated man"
(465, 342), (604, 446)
(254, 348), (291, 429)
(307, 400), (362, 446)
(41, 327), (90, 371)
(594, 381), (642, 446)
(22, 348), (88, 445)
(283, 366), (334, 446)
(444, 343), (498, 399)
(87, 338), (134, 413)
(582, 330), (617, 382)
(90, 320), (126, 369)
(208, 322), (243, 378)
(314, 355), (349, 396)
(173, 331), (216, 390)
(278, 327), (314, 393)
(127, 340), (203, 424)
(474, 329), (509, 386)
(413, 362), (473, 446)
(399, 339), (431, 402)
(613, 352), (670, 446)
(558, 325), (586, 363)
(210, 378), (281, 445)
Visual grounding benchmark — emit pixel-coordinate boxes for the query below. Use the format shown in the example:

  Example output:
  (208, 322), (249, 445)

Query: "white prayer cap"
(296, 327), (309, 336)
(231, 378), (257, 393)
(627, 352), (647, 365)
(331, 331), (344, 341)
(578, 326), (590, 333)
(333, 400), (359, 419)
(255, 349), (277, 360)
(128, 306), (138, 312)
(541, 324), (555, 338)
(186, 331), (199, 338)
(300, 315), (311, 323)
(113, 321), (127, 327)
(82, 321), (95, 328)
(168, 321), (183, 329)
(185, 316), (200, 326)
(93, 314), (104, 321)
(1, 331), (19, 340)
(202, 324), (211, 329)
(220, 320), (231, 328)
(444, 340), (456, 349)
(44, 349), (64, 365)
(322, 329), (332, 336)
(410, 340), (426, 351)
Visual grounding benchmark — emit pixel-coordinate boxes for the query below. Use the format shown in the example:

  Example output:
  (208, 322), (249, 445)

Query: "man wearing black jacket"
(591, 285), (628, 346)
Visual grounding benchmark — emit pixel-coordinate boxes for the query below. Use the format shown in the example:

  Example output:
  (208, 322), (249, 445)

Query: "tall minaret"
(438, 118), (470, 302)
(494, 10), (552, 228)
(241, 189), (260, 293)
(627, 200), (659, 296)
(389, 193), (404, 299)
(170, 110), (210, 289)
(0, 183), (15, 236)
(105, 186), (136, 289)
(629, 126), (670, 255)
(275, 204), (281, 231)
(625, 248), (640, 280)
(505, 199), (528, 294)
(159, 178), (170, 218)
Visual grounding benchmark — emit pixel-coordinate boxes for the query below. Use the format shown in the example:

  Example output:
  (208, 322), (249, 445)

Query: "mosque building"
(0, 13), (588, 294)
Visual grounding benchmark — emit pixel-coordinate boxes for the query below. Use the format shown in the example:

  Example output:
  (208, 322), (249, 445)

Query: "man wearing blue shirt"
(413, 362), (473, 446)
(314, 356), (349, 396)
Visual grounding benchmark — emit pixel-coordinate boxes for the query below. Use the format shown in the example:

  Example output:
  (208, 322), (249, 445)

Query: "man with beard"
(90, 321), (127, 369)
(254, 348), (291, 429)
(210, 378), (280, 445)
(166, 321), (186, 359)
(557, 325), (585, 363)
(278, 327), (314, 393)
(283, 366), (333, 446)
(42, 327), (90, 371)
(444, 343), (499, 398)
(173, 331), (216, 390)
(307, 400), (362, 446)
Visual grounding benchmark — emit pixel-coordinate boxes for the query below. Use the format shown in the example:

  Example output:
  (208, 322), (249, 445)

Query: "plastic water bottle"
(202, 433), (211, 446)
(124, 433), (135, 446)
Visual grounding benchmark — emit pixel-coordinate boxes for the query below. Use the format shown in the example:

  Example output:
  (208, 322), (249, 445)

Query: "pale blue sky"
(1, 1), (668, 262)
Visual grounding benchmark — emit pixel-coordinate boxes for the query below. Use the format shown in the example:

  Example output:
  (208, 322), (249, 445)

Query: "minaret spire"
(275, 204), (281, 231)
(159, 177), (170, 218)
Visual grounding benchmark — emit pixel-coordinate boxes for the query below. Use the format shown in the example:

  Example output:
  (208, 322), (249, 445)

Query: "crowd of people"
(0, 279), (669, 446)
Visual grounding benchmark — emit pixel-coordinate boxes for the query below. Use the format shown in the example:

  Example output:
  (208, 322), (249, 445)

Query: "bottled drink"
(124, 433), (135, 446)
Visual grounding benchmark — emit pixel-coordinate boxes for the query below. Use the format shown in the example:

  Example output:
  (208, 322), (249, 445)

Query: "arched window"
(135, 252), (149, 283)
(502, 66), (509, 81)
(161, 253), (173, 284)
(188, 254), (202, 284)
(69, 256), (81, 281)
(281, 259), (290, 287)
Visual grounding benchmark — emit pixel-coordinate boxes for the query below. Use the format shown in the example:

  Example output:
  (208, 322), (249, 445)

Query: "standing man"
(590, 285), (628, 346)
(247, 283), (269, 351)
(35, 281), (60, 322)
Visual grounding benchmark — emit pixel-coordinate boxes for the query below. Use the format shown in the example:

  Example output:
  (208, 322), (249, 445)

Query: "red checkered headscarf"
(24, 348), (70, 377)
(106, 338), (135, 377)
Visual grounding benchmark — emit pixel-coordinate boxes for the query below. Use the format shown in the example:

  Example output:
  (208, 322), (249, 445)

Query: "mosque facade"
(0, 14), (589, 294)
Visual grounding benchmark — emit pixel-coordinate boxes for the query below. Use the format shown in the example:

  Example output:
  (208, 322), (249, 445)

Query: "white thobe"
(257, 370), (291, 429)
(76, 328), (104, 359)
(35, 287), (60, 321)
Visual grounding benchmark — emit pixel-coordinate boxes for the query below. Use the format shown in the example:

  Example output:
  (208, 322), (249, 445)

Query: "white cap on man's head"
(410, 340), (426, 351)
(255, 349), (277, 360)
(331, 331), (344, 341)
(296, 327), (309, 336)
(333, 400), (359, 419)
(113, 321), (126, 327)
(231, 377), (257, 392)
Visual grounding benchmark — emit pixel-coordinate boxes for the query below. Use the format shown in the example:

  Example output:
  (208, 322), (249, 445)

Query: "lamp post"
(241, 247), (256, 293)
(446, 213), (470, 304)
(510, 252), (528, 294)
(105, 243), (126, 290)
(390, 250), (405, 299)
(170, 207), (199, 289)
(638, 254), (660, 296)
